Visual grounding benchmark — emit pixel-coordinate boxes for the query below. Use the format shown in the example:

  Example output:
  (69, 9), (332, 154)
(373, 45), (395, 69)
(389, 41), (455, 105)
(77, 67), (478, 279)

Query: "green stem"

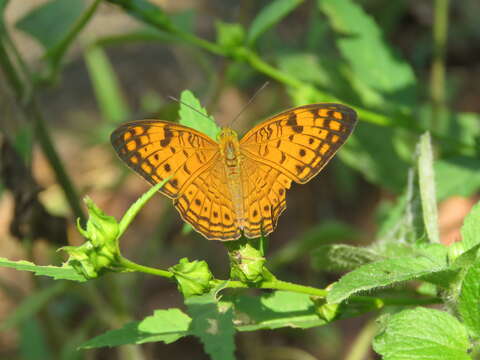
(245, 50), (303, 89)
(30, 100), (86, 222)
(118, 180), (168, 238)
(430, 0), (450, 130)
(174, 29), (226, 56)
(115, 256), (440, 307)
(0, 36), (86, 223)
(0, 37), (24, 98)
(345, 319), (377, 360)
(118, 256), (174, 279)
(43, 0), (103, 84)
(261, 279), (328, 297)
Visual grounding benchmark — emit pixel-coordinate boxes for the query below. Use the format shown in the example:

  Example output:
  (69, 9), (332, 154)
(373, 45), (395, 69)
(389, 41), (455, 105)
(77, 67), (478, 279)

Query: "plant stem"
(262, 279), (328, 297)
(345, 319), (377, 360)
(44, 0), (103, 84)
(0, 37), (86, 223)
(31, 100), (86, 222)
(118, 180), (168, 238)
(118, 256), (174, 279)
(430, 0), (450, 130)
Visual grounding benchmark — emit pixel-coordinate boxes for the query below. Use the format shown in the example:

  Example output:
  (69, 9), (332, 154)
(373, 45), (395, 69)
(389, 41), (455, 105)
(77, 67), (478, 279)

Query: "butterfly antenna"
(168, 96), (213, 121)
(229, 81), (270, 127)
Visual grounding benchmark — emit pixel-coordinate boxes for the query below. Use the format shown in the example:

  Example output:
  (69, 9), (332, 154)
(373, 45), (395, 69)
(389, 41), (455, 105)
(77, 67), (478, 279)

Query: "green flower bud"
(169, 258), (213, 298)
(60, 197), (121, 279)
(226, 239), (266, 283)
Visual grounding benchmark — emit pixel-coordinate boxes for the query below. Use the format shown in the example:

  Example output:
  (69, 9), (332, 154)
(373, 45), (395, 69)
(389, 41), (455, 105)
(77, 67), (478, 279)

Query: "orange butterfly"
(111, 103), (357, 241)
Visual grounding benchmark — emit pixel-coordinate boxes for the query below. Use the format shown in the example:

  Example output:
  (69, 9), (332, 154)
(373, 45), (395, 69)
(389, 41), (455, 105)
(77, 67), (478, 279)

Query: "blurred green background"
(0, 0), (479, 359)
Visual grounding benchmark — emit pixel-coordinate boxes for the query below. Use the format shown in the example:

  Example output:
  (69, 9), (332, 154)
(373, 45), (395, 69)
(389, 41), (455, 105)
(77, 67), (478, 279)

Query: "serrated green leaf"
(178, 90), (220, 140)
(312, 244), (381, 272)
(80, 309), (191, 348)
(227, 291), (323, 331)
(85, 45), (130, 124)
(435, 157), (480, 201)
(460, 200), (480, 252)
(15, 0), (85, 50)
(375, 168), (425, 246)
(417, 132), (439, 243)
(0, 257), (87, 282)
(247, 0), (304, 45)
(1, 282), (67, 331)
(373, 307), (470, 360)
(459, 261), (480, 338)
(186, 293), (235, 360)
(318, 0), (416, 106)
(450, 243), (480, 270)
(327, 254), (447, 304)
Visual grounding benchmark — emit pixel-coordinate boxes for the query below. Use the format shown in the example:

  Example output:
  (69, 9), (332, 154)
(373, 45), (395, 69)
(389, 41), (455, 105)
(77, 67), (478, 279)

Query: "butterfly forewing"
(240, 103), (357, 184)
(238, 103), (357, 238)
(111, 120), (219, 199)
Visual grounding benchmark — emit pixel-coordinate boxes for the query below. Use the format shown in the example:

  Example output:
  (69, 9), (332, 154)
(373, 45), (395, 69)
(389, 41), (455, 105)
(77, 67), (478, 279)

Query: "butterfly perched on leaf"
(111, 97), (357, 241)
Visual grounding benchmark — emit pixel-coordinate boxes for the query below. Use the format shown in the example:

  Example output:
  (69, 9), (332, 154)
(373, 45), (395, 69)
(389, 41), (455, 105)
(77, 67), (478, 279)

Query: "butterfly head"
(217, 127), (241, 163)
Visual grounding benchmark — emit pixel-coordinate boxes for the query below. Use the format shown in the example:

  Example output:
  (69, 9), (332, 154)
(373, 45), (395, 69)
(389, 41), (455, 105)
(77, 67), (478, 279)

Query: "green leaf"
(450, 243), (480, 270)
(459, 261), (480, 338)
(227, 291), (323, 331)
(312, 244), (381, 272)
(186, 293), (236, 360)
(460, 200), (480, 252)
(107, 0), (173, 31)
(20, 319), (52, 360)
(435, 156), (480, 201)
(80, 308), (191, 348)
(84, 45), (130, 124)
(417, 132), (440, 243)
(327, 253), (447, 304)
(15, 0), (85, 50)
(0, 257), (87, 282)
(169, 258), (213, 298)
(373, 307), (470, 360)
(433, 111), (480, 157)
(338, 123), (410, 192)
(278, 53), (361, 104)
(247, 0), (304, 45)
(1, 282), (67, 331)
(270, 221), (358, 270)
(318, 0), (416, 106)
(178, 90), (220, 140)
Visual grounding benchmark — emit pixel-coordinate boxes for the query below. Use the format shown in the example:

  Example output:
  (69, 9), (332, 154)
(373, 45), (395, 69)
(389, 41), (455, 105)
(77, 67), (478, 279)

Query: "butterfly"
(111, 103), (357, 241)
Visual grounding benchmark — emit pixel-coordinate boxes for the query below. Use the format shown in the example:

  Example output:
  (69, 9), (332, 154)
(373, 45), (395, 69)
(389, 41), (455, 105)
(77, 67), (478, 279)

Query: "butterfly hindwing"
(241, 158), (291, 238)
(175, 161), (241, 240)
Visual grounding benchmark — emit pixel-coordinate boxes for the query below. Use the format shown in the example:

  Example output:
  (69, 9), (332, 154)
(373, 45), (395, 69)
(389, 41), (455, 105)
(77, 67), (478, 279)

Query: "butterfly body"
(112, 103), (357, 241)
(217, 127), (246, 231)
